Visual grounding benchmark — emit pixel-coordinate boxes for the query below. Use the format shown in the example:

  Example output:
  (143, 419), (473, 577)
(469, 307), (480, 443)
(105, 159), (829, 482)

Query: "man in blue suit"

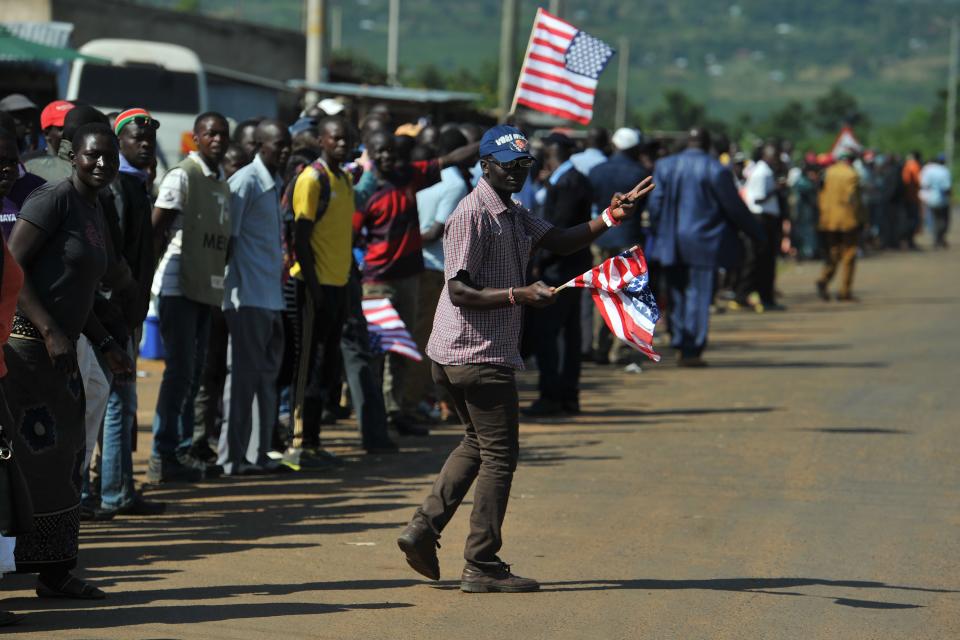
(647, 128), (765, 366)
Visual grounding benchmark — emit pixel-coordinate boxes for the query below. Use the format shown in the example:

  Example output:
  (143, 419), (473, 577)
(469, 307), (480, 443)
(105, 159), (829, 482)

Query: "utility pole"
(549, 0), (565, 17)
(614, 36), (629, 129)
(387, 0), (400, 86)
(304, 0), (327, 106)
(946, 17), (959, 170)
(498, 0), (518, 117)
(331, 5), (343, 51)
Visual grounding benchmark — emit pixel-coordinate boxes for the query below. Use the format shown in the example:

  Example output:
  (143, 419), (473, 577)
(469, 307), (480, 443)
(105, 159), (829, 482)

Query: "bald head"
(255, 119), (291, 175)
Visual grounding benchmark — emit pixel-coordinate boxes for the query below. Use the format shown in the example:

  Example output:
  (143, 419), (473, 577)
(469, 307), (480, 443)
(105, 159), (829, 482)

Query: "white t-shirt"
(151, 152), (223, 297)
(743, 159), (780, 216)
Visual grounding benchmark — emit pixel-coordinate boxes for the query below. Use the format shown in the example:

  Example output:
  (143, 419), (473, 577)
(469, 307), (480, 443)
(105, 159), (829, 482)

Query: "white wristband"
(601, 208), (620, 228)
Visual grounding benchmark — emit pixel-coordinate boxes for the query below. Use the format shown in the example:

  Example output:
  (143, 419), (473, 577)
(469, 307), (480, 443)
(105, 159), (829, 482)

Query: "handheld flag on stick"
(510, 8), (616, 124)
(558, 246), (661, 362)
(362, 298), (423, 362)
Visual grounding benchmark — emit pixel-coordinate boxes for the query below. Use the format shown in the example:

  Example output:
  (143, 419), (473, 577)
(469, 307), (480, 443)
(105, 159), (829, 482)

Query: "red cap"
(40, 100), (74, 130)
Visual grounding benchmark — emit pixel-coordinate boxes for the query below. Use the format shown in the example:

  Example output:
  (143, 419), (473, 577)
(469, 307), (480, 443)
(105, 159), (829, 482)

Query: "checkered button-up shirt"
(427, 177), (554, 369)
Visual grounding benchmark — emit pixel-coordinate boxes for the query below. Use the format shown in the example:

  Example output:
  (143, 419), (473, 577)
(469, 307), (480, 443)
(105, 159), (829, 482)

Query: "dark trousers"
(152, 296), (211, 459)
(218, 307), (284, 472)
(533, 288), (582, 402)
(929, 205), (951, 247)
(665, 265), (714, 358)
(291, 282), (346, 450)
(415, 363), (519, 569)
(736, 215), (781, 305)
(192, 306), (228, 449)
(817, 230), (858, 298)
(340, 266), (393, 449)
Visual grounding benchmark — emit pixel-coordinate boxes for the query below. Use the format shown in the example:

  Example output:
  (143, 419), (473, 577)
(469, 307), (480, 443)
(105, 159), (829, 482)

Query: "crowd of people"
(0, 89), (952, 614)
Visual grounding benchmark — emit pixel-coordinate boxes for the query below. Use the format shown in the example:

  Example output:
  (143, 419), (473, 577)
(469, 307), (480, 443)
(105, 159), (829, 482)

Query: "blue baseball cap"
(289, 116), (318, 136)
(479, 125), (533, 162)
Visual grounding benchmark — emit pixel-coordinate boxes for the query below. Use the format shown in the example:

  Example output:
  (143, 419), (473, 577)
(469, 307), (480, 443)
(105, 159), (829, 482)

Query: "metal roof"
(288, 80), (480, 104)
(205, 64), (292, 92)
(2, 22), (73, 49)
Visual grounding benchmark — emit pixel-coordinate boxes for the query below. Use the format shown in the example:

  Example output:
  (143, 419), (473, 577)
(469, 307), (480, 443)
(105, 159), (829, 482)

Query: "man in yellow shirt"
(285, 117), (358, 470)
(817, 151), (865, 301)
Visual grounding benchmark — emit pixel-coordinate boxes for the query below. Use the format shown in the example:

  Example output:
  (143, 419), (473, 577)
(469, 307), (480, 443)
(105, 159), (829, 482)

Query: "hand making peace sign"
(608, 176), (655, 223)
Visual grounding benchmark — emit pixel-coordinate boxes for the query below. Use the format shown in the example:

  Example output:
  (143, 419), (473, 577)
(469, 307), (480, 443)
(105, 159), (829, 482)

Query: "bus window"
(76, 63), (200, 114)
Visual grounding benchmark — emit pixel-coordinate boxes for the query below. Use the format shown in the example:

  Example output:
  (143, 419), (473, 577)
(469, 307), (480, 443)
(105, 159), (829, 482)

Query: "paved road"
(2, 238), (958, 639)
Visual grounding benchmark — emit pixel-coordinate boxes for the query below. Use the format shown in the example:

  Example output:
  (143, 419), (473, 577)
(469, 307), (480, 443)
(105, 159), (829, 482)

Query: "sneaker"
(146, 456), (203, 484)
(262, 459), (295, 474)
(522, 399), (563, 417)
(281, 447), (343, 472)
(397, 519), (440, 580)
(460, 562), (539, 593)
(758, 301), (787, 312)
(224, 462), (269, 477)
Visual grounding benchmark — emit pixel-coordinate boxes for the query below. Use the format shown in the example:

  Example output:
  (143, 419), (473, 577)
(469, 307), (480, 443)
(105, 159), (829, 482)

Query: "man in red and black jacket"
(357, 130), (477, 436)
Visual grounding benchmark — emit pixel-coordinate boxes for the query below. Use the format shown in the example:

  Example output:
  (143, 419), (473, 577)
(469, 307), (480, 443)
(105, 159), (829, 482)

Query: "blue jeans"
(666, 265), (714, 358)
(151, 296), (212, 460)
(101, 376), (136, 509)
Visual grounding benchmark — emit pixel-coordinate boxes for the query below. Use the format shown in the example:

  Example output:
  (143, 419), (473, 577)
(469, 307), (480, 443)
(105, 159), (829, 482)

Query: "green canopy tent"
(0, 26), (106, 63)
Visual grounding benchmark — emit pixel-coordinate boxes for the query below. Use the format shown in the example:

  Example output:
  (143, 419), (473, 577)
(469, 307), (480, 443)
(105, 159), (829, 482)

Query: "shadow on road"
(537, 576), (956, 608)
(0, 600), (414, 634)
(583, 406), (778, 418)
(708, 360), (887, 369)
(798, 427), (909, 435)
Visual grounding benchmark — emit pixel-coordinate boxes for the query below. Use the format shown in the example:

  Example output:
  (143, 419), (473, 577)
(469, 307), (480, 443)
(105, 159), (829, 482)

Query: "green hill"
(139, 0), (957, 128)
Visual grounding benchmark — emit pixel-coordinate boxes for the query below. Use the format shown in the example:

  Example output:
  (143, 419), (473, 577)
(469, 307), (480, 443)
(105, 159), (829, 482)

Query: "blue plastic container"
(139, 315), (165, 360)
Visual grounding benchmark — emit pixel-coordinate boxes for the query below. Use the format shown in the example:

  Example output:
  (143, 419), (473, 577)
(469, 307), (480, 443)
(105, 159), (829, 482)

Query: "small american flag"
(560, 246), (661, 361)
(513, 8), (615, 125)
(361, 298), (423, 362)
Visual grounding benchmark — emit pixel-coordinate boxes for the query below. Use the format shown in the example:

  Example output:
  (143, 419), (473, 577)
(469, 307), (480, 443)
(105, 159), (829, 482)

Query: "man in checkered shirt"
(397, 125), (653, 593)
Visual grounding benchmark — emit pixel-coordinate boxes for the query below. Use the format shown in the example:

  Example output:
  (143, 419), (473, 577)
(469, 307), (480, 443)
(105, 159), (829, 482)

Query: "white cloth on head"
(611, 127), (641, 151)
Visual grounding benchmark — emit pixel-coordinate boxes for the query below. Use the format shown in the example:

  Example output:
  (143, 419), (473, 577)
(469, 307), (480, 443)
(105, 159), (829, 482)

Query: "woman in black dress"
(3, 122), (132, 599)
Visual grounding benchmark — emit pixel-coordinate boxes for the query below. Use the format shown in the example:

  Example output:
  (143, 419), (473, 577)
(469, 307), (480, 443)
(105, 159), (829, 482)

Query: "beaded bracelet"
(508, 286), (516, 305)
(600, 207), (621, 228)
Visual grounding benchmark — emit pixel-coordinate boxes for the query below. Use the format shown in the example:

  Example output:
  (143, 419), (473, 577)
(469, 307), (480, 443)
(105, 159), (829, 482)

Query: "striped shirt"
(426, 177), (554, 369)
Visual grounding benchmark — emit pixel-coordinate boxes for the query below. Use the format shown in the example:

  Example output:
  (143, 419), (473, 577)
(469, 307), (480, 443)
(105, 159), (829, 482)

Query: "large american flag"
(513, 8), (616, 125)
(361, 298), (423, 362)
(560, 246), (661, 361)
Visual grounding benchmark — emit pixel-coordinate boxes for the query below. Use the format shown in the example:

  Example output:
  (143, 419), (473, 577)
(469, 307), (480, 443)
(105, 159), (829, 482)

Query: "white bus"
(66, 38), (208, 170)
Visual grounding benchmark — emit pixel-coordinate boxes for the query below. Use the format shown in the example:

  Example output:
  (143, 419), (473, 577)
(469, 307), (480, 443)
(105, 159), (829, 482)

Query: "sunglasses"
(129, 116), (160, 130)
(490, 157), (534, 170)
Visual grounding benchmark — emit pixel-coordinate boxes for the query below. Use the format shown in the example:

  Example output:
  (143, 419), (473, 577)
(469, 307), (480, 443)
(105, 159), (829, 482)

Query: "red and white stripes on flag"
(513, 8), (616, 125)
(361, 298), (423, 362)
(563, 245), (648, 291)
(560, 246), (661, 362)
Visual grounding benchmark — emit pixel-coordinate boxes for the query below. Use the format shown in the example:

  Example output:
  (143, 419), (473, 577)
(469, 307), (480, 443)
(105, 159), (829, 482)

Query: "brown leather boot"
(460, 563), (539, 593)
(397, 519), (440, 581)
